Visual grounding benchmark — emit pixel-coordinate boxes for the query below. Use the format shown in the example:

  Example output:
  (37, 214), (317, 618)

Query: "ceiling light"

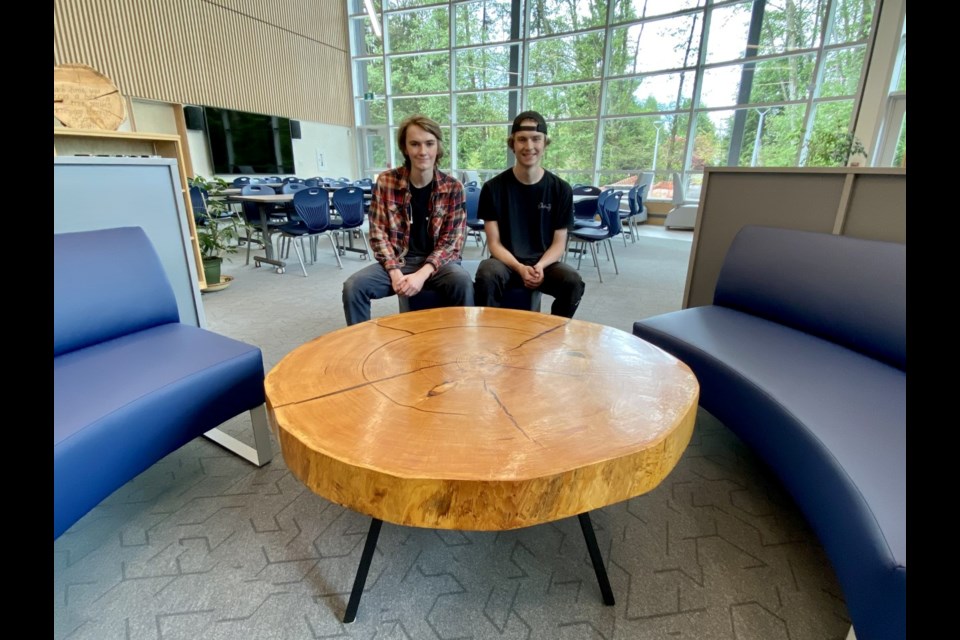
(364, 0), (382, 39)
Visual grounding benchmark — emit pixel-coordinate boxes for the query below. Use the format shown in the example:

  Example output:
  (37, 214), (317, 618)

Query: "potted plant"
(189, 175), (239, 288)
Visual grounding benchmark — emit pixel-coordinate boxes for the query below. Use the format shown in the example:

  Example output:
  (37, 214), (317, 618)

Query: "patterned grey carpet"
(54, 228), (850, 639)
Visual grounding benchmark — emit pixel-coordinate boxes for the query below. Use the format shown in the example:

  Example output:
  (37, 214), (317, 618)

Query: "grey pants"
(341, 257), (475, 325)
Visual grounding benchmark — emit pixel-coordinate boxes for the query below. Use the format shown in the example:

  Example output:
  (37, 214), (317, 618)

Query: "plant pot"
(202, 256), (222, 286)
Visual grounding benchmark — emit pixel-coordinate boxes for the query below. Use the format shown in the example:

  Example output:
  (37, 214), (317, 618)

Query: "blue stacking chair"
(620, 184), (648, 245)
(278, 187), (341, 276)
(573, 185), (605, 229)
(189, 185), (210, 227)
(331, 186), (371, 260)
(239, 184), (284, 265)
(567, 190), (623, 283)
(572, 185), (601, 196)
(464, 185), (485, 254)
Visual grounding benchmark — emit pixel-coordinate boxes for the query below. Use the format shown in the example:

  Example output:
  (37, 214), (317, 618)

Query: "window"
(350, 0), (880, 192)
(875, 13), (905, 167)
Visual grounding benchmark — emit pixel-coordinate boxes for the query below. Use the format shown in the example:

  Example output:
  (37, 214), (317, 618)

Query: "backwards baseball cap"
(512, 111), (548, 135)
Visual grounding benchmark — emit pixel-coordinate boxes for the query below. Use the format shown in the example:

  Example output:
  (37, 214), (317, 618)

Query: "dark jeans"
(474, 258), (585, 318)
(342, 257), (474, 325)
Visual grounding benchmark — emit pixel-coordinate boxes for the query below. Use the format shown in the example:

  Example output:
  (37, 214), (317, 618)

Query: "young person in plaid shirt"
(342, 114), (474, 325)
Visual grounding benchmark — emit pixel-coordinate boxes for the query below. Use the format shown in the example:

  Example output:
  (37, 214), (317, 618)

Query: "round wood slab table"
(265, 307), (699, 622)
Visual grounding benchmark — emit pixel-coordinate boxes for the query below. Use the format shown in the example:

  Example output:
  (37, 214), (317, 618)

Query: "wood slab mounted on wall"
(54, 64), (126, 130)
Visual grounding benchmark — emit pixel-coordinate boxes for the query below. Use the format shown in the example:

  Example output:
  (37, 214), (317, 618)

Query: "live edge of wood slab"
(265, 307), (699, 531)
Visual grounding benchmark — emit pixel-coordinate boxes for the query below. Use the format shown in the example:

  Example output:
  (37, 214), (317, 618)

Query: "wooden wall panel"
(54, 0), (353, 127)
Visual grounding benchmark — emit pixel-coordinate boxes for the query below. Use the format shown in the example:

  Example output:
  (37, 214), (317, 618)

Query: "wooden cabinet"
(53, 128), (207, 289)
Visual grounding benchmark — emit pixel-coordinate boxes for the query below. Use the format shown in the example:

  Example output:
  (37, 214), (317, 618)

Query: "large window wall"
(349, 0), (885, 199)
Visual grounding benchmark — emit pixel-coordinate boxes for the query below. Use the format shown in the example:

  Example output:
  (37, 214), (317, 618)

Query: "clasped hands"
(518, 264), (544, 289)
(390, 268), (429, 297)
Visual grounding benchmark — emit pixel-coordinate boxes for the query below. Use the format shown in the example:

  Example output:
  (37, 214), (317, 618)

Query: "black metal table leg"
(343, 517), (383, 623)
(578, 512), (615, 606)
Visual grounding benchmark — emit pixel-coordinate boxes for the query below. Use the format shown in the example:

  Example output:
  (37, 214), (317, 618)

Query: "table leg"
(252, 203), (286, 271)
(578, 512), (615, 606)
(343, 517), (383, 623)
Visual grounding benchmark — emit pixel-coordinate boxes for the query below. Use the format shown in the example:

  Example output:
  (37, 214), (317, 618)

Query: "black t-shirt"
(478, 169), (573, 263)
(407, 180), (434, 258)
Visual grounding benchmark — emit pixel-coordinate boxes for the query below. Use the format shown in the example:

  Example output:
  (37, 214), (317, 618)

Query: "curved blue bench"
(632, 226), (905, 640)
(54, 227), (272, 540)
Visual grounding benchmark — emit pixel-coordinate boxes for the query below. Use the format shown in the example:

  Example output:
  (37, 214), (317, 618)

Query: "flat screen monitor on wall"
(203, 107), (295, 175)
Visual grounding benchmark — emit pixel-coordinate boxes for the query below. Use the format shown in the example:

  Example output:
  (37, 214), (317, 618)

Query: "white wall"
(293, 120), (358, 179)
(187, 128), (214, 178)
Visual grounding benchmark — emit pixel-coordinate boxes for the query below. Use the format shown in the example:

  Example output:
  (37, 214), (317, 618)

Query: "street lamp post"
(652, 121), (663, 172)
(750, 108), (771, 167)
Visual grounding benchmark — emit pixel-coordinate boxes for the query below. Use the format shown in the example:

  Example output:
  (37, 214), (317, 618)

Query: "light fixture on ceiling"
(364, 0), (382, 39)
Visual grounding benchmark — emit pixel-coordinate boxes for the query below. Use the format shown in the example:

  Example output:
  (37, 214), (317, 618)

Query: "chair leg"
(292, 237), (309, 277)
(358, 230), (371, 259)
(589, 242), (601, 268)
(608, 239), (619, 274)
(326, 233), (343, 269)
(590, 242), (603, 283)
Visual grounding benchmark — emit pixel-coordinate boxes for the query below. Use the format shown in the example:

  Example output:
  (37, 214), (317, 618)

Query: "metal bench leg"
(203, 403), (274, 467)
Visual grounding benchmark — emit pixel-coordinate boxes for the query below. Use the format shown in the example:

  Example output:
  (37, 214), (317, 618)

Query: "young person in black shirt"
(474, 111), (586, 318)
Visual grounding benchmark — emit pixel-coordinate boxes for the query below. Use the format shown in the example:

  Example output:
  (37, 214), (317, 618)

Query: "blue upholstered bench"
(632, 226), (905, 640)
(54, 227), (273, 540)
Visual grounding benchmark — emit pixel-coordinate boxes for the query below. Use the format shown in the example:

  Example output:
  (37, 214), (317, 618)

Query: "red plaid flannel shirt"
(368, 166), (467, 272)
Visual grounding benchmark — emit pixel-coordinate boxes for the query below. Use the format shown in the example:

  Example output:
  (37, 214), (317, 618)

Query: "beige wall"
(855, 0), (905, 162)
(54, 0), (353, 128)
(683, 167), (906, 309)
